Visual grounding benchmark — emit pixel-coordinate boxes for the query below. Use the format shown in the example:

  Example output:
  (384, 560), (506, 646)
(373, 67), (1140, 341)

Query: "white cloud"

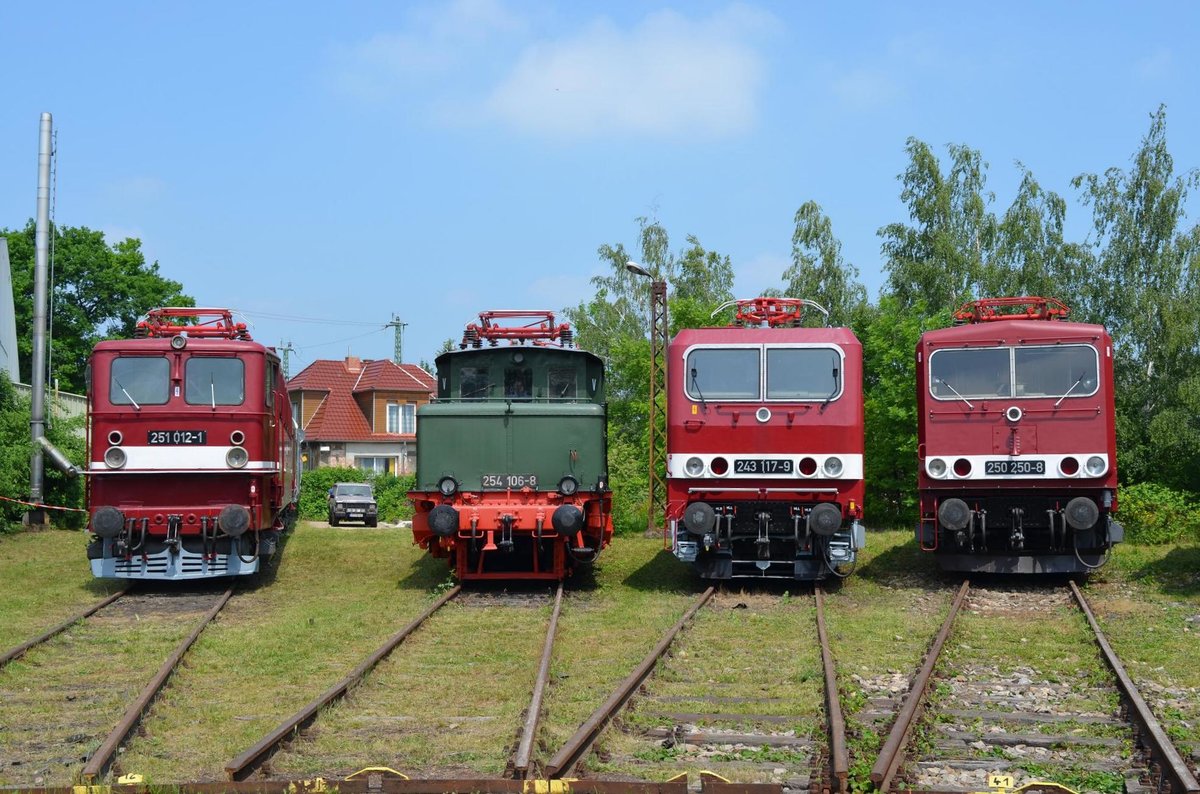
(328, 0), (525, 101)
(485, 6), (773, 140)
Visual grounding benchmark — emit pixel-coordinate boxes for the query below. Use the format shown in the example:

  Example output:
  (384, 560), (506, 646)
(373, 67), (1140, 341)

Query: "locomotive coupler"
(1010, 507), (1025, 550)
(165, 514), (183, 553)
(498, 515), (514, 552)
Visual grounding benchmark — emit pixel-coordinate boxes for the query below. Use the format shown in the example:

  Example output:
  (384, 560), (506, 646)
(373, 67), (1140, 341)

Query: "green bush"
(1118, 482), (1200, 544)
(298, 465), (414, 524)
(0, 380), (86, 533)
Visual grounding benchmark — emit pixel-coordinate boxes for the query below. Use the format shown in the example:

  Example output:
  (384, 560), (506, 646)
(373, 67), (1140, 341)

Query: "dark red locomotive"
(915, 297), (1123, 573)
(86, 308), (301, 580)
(666, 298), (865, 580)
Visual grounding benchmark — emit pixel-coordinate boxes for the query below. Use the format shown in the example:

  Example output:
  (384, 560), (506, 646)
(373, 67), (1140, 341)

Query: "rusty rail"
(870, 579), (971, 792)
(1069, 580), (1200, 794)
(12, 778), (691, 794)
(815, 585), (848, 792)
(225, 585), (462, 780)
(544, 586), (716, 778)
(0, 587), (127, 668)
(512, 583), (565, 778)
(82, 587), (234, 780)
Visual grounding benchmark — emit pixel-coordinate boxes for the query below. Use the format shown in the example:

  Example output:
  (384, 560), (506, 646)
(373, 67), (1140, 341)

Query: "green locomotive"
(409, 311), (614, 580)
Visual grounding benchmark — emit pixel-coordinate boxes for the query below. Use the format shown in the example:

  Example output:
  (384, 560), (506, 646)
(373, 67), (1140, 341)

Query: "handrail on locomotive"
(134, 307), (252, 340)
(460, 310), (575, 348)
(953, 296), (1071, 324)
(711, 297), (831, 327)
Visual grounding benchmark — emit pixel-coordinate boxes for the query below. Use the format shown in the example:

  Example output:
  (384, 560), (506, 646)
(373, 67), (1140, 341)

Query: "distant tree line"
(568, 106), (1200, 532)
(2, 108), (1196, 536)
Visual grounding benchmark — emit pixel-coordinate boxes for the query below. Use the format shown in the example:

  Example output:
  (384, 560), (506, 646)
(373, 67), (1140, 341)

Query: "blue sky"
(2, 1), (1197, 372)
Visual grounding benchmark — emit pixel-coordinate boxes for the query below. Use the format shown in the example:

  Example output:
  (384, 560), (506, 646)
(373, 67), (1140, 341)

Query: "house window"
(356, 456), (394, 474)
(402, 403), (415, 434)
(387, 403), (400, 433)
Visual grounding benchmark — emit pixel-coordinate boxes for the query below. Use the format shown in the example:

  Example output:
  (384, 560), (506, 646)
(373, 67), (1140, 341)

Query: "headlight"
(225, 446), (249, 469)
(684, 456), (705, 476)
(104, 446), (127, 469)
(437, 476), (458, 496)
(1085, 455), (1106, 476)
(927, 458), (947, 478)
(823, 457), (843, 477)
(557, 476), (579, 496)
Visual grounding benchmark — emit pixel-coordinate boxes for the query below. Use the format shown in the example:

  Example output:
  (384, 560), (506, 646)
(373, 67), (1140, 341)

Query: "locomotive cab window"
(685, 348), (760, 400)
(110, 356), (170, 406)
(549, 367), (577, 399)
(505, 367), (532, 399)
(929, 347), (1011, 400)
(930, 345), (1100, 400)
(766, 347), (842, 400)
(185, 357), (245, 405)
(460, 367), (490, 399)
(1014, 345), (1098, 398)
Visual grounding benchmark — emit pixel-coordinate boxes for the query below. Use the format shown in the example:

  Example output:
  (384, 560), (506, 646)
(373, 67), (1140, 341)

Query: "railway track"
(541, 585), (850, 793)
(0, 585), (232, 787)
(867, 580), (1200, 794)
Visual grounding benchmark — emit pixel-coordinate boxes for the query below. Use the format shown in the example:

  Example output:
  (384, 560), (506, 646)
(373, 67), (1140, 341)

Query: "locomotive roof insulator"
(137, 307), (252, 340)
(953, 296), (1071, 325)
(711, 297), (831, 328)
(459, 309), (575, 348)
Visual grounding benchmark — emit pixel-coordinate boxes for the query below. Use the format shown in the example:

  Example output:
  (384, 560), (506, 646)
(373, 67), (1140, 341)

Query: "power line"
(294, 326), (388, 353)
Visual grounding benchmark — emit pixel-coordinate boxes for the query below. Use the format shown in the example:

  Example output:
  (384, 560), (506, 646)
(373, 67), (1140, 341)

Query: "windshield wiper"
(934, 377), (974, 409)
(113, 377), (140, 410)
(820, 367), (840, 411)
(690, 367), (708, 413)
(1054, 375), (1086, 408)
(210, 376), (217, 409)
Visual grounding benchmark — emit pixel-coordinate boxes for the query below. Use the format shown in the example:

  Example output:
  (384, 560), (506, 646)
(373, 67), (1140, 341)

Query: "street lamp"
(626, 261), (668, 538)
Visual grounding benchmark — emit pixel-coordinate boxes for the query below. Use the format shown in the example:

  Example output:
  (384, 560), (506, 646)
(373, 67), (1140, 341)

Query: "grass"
(1, 524), (1196, 787)
(0, 528), (122, 651)
(116, 523), (448, 782)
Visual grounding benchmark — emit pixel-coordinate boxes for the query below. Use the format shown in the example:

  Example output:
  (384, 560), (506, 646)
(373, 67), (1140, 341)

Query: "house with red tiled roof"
(287, 356), (435, 474)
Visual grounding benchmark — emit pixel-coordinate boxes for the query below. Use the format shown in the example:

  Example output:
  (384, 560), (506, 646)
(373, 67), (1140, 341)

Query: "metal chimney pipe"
(29, 112), (52, 505)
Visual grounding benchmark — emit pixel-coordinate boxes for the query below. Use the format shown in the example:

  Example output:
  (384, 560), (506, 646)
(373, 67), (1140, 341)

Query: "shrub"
(298, 466), (414, 523)
(0, 380), (86, 533)
(1118, 482), (1200, 544)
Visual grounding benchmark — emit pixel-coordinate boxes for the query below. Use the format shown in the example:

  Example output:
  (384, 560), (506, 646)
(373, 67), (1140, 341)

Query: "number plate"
(482, 474), (538, 490)
(734, 458), (794, 474)
(147, 430), (208, 445)
(984, 459), (1045, 475)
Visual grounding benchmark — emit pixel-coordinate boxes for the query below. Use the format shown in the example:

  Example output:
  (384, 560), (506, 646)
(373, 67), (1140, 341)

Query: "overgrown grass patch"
(118, 523), (446, 782)
(0, 529), (121, 651)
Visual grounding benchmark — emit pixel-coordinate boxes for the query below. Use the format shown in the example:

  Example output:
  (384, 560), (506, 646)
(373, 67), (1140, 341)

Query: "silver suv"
(327, 482), (378, 527)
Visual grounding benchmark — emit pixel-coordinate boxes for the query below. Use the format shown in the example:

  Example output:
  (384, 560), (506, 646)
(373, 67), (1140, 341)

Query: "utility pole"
(28, 112), (52, 527)
(625, 262), (668, 538)
(386, 314), (408, 364)
(279, 340), (295, 379)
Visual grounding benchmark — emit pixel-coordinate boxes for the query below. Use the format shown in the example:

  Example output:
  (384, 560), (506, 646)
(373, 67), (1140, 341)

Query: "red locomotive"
(666, 298), (865, 580)
(915, 297), (1123, 573)
(85, 308), (301, 580)
(409, 310), (613, 580)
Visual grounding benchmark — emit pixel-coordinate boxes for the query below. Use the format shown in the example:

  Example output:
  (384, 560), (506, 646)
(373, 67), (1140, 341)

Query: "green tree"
(1071, 106), (1200, 490)
(879, 140), (996, 312)
(2, 222), (193, 393)
(783, 201), (868, 326)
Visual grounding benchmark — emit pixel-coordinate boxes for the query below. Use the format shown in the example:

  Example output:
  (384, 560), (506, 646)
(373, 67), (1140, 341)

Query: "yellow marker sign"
(692, 404), (698, 415)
